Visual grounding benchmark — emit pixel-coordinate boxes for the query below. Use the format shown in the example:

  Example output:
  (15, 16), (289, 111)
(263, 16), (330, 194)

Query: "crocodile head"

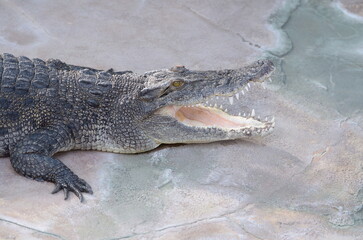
(138, 59), (275, 145)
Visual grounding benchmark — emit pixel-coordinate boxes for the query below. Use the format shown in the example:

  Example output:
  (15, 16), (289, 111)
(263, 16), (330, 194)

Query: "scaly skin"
(0, 53), (274, 202)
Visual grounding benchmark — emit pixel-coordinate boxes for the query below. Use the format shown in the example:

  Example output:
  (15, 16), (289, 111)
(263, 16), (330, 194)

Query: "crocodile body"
(0, 53), (274, 201)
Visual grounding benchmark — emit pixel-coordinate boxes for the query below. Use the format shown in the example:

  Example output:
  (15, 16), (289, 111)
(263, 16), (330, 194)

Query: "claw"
(64, 188), (69, 200)
(81, 182), (93, 194)
(79, 193), (84, 203)
(76, 178), (93, 194)
(87, 187), (93, 195)
(51, 183), (62, 194)
(52, 174), (92, 202)
(70, 185), (84, 202)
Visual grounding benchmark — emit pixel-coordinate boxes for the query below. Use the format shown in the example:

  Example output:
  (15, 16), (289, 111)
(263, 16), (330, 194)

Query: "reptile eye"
(172, 80), (184, 88)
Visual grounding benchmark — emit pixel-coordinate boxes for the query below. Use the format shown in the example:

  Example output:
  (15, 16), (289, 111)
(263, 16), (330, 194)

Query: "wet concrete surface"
(0, 0), (363, 239)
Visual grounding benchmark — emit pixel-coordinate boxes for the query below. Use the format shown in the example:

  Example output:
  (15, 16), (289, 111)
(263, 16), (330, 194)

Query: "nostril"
(265, 59), (274, 68)
(170, 65), (187, 73)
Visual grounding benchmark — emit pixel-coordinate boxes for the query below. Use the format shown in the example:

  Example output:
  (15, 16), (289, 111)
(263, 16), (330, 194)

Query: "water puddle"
(268, 0), (363, 118)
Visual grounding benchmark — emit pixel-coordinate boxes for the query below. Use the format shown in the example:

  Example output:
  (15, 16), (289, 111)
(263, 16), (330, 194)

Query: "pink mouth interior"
(158, 105), (265, 129)
(177, 107), (247, 128)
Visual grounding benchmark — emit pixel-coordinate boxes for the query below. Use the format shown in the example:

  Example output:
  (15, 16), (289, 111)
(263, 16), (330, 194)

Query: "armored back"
(0, 53), (63, 96)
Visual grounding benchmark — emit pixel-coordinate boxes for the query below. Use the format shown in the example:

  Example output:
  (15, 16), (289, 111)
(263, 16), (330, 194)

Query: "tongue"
(177, 106), (247, 128)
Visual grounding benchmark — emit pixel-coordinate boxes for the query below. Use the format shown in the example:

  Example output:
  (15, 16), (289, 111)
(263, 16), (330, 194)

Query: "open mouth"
(157, 79), (275, 136)
(156, 102), (275, 136)
(153, 59), (275, 137)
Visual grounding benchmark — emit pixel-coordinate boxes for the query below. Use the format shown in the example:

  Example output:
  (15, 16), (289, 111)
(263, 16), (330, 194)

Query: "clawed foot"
(52, 174), (93, 202)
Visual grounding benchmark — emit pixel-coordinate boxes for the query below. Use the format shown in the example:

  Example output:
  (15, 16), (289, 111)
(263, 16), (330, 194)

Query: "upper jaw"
(199, 59), (275, 99)
(171, 59), (275, 107)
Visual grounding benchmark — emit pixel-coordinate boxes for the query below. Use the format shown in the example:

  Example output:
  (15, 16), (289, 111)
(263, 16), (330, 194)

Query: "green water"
(269, 0), (363, 117)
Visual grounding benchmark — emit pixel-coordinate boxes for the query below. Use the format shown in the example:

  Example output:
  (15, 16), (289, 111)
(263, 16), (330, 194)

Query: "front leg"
(10, 124), (93, 202)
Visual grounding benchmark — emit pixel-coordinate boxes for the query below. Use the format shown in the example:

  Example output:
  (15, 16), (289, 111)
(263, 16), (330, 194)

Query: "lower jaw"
(153, 127), (274, 145)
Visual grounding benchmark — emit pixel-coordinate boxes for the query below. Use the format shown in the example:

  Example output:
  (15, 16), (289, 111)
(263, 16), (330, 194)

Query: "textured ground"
(0, 0), (362, 239)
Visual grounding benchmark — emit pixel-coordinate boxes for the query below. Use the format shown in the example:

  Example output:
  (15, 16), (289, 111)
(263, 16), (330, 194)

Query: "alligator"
(0, 53), (275, 202)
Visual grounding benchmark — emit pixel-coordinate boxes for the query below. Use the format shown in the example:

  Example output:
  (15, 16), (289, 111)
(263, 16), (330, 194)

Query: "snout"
(249, 59), (275, 82)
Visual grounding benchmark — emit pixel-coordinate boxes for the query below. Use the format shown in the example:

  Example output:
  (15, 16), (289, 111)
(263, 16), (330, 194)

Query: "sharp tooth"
(229, 97), (234, 105)
(271, 116), (275, 122)
(251, 109), (255, 117)
(257, 115), (261, 120)
(241, 90), (245, 95)
(238, 112), (241, 116)
(235, 93), (239, 100)
(248, 83), (251, 88)
(214, 103), (217, 108)
(224, 108), (228, 112)
(245, 86), (249, 91)
(243, 113), (246, 117)
(216, 96), (219, 100)
(265, 117), (268, 121)
(268, 77), (272, 82)
(219, 105), (223, 109)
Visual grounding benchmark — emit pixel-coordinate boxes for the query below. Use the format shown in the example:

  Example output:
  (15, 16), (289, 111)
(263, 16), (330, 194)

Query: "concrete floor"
(0, 0), (362, 239)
